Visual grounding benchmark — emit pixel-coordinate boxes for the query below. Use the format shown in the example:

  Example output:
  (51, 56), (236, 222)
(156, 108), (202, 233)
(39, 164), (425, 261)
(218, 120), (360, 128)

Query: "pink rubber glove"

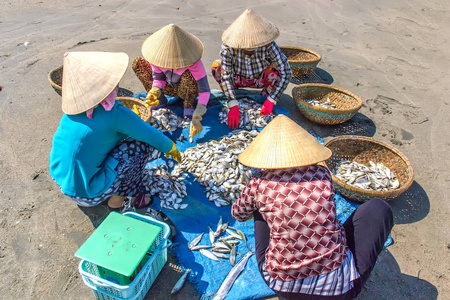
(228, 106), (240, 129)
(260, 98), (274, 115)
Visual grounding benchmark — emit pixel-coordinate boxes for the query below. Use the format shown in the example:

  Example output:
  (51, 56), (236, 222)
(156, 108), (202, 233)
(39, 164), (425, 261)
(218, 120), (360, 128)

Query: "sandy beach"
(1, 0), (449, 299)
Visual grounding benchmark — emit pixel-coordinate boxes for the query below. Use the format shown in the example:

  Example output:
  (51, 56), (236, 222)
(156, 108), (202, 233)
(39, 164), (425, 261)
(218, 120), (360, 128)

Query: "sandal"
(132, 193), (153, 209)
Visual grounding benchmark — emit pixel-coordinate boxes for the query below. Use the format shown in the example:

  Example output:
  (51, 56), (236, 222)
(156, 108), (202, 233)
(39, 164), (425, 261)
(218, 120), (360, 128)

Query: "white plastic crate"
(78, 212), (171, 300)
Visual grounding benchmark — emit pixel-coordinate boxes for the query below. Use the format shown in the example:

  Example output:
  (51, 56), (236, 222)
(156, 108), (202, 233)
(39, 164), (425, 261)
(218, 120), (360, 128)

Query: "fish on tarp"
(212, 247), (254, 300)
(171, 269), (191, 294)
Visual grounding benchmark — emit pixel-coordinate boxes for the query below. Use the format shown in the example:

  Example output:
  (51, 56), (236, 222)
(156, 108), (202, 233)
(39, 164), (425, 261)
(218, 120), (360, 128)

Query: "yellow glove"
(131, 104), (140, 116)
(247, 216), (254, 221)
(145, 86), (161, 107)
(165, 141), (182, 164)
(189, 104), (207, 139)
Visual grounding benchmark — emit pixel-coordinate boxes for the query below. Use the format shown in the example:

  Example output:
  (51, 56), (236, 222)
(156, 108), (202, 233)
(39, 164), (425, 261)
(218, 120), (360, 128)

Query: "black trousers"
(253, 198), (394, 300)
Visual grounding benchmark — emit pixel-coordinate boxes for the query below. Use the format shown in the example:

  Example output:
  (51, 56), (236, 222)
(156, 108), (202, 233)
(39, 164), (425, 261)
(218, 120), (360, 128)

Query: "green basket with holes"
(76, 212), (171, 299)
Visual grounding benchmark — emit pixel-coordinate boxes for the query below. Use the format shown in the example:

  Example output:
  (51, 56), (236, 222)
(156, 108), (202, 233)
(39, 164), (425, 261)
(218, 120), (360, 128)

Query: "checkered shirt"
(232, 166), (348, 280)
(219, 41), (292, 103)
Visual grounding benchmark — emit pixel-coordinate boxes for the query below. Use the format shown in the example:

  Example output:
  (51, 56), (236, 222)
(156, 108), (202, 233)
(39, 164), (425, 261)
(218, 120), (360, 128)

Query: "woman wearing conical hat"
(49, 52), (182, 211)
(232, 115), (393, 299)
(212, 9), (292, 129)
(133, 24), (211, 139)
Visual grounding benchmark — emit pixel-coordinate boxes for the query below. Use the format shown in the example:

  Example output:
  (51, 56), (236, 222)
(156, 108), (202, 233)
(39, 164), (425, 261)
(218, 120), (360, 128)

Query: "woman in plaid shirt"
(212, 9), (292, 129)
(232, 115), (393, 299)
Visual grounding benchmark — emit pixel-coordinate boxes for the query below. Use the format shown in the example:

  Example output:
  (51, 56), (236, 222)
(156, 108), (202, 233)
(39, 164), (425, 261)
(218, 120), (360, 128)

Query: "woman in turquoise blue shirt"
(49, 51), (182, 210)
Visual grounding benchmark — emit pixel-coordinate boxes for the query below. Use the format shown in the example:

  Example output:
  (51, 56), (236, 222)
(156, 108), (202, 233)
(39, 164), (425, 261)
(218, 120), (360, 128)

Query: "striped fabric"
(261, 249), (359, 295)
(219, 41), (292, 104)
(151, 59), (210, 106)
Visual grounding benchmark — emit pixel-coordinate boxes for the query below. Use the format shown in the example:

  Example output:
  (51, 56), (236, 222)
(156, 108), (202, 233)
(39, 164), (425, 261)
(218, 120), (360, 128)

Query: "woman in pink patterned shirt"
(232, 115), (393, 299)
(133, 24), (210, 139)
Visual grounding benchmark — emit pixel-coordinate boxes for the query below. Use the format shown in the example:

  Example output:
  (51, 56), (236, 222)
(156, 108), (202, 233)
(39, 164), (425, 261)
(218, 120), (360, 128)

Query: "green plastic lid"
(75, 212), (162, 276)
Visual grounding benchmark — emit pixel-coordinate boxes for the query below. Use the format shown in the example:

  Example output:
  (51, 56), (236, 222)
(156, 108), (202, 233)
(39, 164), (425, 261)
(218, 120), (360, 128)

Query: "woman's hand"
(166, 141), (182, 164)
(190, 104), (207, 139)
(260, 98), (274, 115)
(228, 105), (240, 129)
(145, 86), (161, 106)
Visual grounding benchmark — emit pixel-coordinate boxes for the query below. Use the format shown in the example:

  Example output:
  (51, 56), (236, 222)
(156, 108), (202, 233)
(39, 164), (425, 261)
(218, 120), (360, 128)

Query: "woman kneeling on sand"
(232, 115), (393, 299)
(212, 9), (292, 129)
(49, 51), (182, 211)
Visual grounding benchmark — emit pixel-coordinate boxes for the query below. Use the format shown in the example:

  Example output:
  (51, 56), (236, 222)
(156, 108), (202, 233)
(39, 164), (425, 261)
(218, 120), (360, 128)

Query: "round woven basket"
(117, 97), (152, 123)
(323, 136), (414, 203)
(48, 65), (64, 96)
(292, 83), (362, 125)
(47, 65), (133, 97)
(279, 46), (321, 77)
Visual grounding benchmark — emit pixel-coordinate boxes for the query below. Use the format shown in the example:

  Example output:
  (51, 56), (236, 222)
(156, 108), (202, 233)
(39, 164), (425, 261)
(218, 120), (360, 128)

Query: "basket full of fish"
(292, 83), (362, 125)
(323, 135), (414, 202)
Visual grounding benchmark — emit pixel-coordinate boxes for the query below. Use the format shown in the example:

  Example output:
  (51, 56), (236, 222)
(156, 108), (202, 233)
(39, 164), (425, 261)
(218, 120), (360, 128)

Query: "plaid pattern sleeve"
(219, 44), (237, 103)
(231, 177), (258, 222)
(267, 42), (292, 101)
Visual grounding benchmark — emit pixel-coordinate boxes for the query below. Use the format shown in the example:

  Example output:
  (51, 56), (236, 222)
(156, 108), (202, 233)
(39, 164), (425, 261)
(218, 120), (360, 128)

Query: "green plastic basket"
(77, 212), (171, 300)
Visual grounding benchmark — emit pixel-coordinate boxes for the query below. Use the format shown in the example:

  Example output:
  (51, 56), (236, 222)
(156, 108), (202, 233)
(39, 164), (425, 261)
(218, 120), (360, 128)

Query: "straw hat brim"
(238, 115), (332, 169)
(222, 9), (280, 49)
(141, 24), (204, 69)
(61, 52), (129, 115)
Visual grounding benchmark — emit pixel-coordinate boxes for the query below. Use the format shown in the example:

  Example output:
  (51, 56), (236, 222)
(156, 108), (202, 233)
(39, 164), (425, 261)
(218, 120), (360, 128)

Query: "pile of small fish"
(334, 160), (400, 191)
(146, 164), (189, 210)
(149, 108), (190, 132)
(172, 130), (257, 207)
(188, 217), (248, 267)
(306, 97), (339, 109)
(219, 98), (275, 130)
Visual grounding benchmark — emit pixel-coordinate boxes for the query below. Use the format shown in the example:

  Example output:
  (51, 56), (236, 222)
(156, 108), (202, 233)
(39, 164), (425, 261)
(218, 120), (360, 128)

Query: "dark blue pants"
(254, 198), (394, 300)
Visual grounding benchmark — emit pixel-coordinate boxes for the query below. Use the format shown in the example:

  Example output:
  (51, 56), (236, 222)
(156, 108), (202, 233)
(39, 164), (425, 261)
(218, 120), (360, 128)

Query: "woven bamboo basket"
(279, 46), (321, 77)
(292, 83), (362, 125)
(323, 136), (414, 203)
(48, 65), (133, 97)
(48, 65), (64, 95)
(117, 97), (152, 123)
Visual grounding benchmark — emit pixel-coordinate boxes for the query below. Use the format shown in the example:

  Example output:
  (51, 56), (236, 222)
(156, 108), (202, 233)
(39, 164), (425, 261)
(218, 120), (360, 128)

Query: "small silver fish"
(230, 245), (236, 266)
(189, 232), (204, 250)
(189, 245), (213, 251)
(171, 269), (191, 294)
(199, 249), (222, 263)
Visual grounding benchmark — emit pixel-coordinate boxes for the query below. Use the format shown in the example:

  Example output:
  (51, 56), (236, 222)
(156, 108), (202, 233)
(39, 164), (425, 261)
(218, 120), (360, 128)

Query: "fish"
(219, 98), (275, 130)
(199, 249), (222, 263)
(149, 108), (190, 132)
(188, 232), (204, 250)
(334, 160), (400, 192)
(230, 245), (236, 266)
(171, 269), (191, 294)
(209, 226), (216, 244)
(228, 227), (247, 248)
(171, 130), (257, 207)
(189, 245), (213, 251)
(306, 97), (339, 109)
(212, 247), (254, 300)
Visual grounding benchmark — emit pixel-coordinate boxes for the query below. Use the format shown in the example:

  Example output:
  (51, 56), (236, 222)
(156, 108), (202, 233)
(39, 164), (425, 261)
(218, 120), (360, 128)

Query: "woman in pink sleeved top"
(232, 115), (393, 300)
(133, 24), (210, 139)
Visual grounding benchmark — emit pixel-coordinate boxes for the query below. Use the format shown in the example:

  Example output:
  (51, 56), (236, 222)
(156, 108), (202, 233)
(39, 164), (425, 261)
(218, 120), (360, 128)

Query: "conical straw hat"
(61, 51), (129, 115)
(141, 24), (204, 69)
(239, 115), (332, 169)
(222, 9), (280, 49)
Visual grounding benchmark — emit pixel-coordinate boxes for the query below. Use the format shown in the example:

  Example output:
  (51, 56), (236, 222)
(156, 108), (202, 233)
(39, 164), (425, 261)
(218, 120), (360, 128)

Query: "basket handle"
(161, 239), (172, 251)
